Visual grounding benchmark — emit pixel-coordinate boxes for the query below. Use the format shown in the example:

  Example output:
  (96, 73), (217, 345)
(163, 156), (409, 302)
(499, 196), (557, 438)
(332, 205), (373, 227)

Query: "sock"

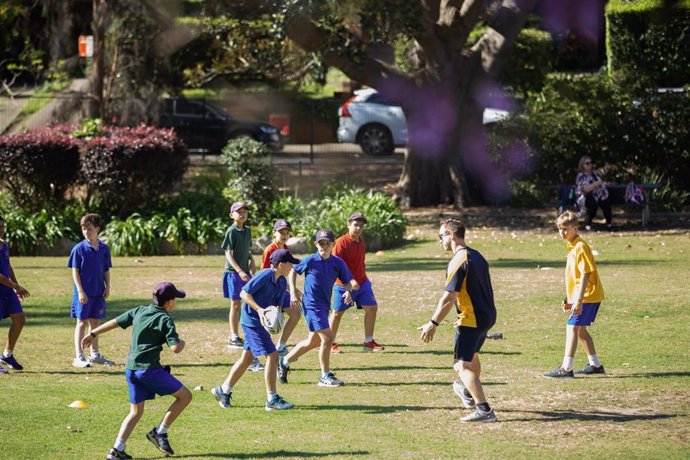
(278, 342), (286, 350)
(230, 334), (239, 341)
(267, 391), (277, 401)
(221, 383), (233, 394)
(477, 402), (491, 413)
(114, 439), (126, 451)
(3, 349), (12, 358)
(588, 354), (601, 367)
(322, 371), (332, 378)
(562, 357), (574, 371)
(157, 424), (169, 435)
(76, 352), (85, 360)
(364, 336), (373, 343)
(90, 351), (100, 358)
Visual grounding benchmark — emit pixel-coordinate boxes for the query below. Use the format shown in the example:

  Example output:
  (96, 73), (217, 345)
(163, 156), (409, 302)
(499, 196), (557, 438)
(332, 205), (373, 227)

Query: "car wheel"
(357, 124), (394, 156)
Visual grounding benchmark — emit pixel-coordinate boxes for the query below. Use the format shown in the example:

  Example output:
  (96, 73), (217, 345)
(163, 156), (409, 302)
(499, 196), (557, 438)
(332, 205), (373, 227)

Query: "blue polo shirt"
(67, 239), (112, 297)
(293, 253), (353, 311)
(240, 268), (288, 328)
(0, 243), (13, 295)
(445, 247), (496, 329)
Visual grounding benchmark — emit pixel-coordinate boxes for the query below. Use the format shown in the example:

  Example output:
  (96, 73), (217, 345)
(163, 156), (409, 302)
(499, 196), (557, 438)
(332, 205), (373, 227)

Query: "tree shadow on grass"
(168, 450), (371, 459)
(604, 371), (690, 379)
(346, 380), (506, 388)
(296, 404), (459, 414)
(336, 365), (449, 371)
(501, 408), (677, 423)
(30, 370), (123, 376)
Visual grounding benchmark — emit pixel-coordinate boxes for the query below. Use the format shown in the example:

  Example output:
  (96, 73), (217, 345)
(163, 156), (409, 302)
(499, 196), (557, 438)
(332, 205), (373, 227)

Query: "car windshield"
(363, 93), (400, 107)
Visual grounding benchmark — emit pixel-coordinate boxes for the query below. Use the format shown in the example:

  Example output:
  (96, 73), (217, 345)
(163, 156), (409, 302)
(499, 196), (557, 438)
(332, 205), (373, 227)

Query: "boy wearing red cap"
(82, 282), (191, 459)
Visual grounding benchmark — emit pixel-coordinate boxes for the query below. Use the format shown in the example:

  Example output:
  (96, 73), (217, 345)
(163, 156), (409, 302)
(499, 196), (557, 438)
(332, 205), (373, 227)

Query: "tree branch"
(436, 0), (485, 55)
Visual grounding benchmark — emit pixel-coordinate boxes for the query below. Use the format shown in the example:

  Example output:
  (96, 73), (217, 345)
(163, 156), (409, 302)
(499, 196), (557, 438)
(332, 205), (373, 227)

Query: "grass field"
(1, 224), (689, 459)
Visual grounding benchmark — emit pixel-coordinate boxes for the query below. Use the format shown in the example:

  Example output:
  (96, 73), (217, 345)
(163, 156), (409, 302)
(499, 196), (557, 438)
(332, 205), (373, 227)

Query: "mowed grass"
(1, 226), (689, 459)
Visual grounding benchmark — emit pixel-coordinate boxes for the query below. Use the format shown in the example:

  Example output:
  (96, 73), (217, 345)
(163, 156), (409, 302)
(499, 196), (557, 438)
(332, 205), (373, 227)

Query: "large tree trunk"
(86, 0), (108, 120)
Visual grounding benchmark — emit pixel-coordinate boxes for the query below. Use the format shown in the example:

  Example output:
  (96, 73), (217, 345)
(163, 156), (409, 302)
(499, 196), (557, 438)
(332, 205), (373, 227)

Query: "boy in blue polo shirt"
(0, 216), (31, 374)
(279, 229), (359, 387)
(68, 213), (114, 368)
(212, 249), (299, 411)
(81, 282), (192, 460)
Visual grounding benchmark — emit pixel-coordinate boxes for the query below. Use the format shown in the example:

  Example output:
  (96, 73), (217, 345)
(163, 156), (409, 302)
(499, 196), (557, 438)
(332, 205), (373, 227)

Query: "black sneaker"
(278, 357), (290, 384)
(0, 354), (23, 371)
(574, 364), (605, 375)
(543, 367), (574, 379)
(106, 447), (132, 460)
(227, 337), (244, 349)
(146, 427), (174, 456)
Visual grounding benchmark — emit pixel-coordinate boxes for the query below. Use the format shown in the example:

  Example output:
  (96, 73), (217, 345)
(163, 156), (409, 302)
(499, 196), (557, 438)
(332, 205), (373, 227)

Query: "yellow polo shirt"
(565, 236), (604, 303)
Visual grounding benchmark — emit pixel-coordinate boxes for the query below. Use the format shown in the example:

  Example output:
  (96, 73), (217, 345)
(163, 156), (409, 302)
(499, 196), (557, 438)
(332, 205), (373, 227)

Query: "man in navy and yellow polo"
(418, 218), (497, 423)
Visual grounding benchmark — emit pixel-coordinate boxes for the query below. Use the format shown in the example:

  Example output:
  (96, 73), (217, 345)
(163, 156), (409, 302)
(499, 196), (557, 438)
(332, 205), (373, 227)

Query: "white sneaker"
(248, 358), (265, 372)
(452, 380), (476, 409)
(460, 409), (498, 423)
(73, 356), (91, 368)
(89, 353), (115, 366)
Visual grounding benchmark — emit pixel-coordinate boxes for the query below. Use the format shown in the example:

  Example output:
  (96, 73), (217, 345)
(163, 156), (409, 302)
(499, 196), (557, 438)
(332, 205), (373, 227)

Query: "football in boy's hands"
(261, 306), (284, 335)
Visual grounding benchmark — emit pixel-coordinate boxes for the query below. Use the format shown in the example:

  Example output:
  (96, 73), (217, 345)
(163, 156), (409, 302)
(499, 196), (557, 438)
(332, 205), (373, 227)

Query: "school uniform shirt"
(221, 223), (252, 274)
(293, 253), (353, 310)
(0, 243), (16, 297)
(240, 268), (288, 328)
(445, 247), (496, 329)
(67, 239), (112, 297)
(261, 242), (288, 269)
(565, 235), (604, 303)
(333, 234), (367, 286)
(115, 305), (180, 370)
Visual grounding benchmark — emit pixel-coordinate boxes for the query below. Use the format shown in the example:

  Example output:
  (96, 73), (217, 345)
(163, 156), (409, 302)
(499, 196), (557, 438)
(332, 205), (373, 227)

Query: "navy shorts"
(242, 324), (277, 357)
(567, 302), (601, 326)
(303, 307), (330, 332)
(454, 326), (490, 362)
(0, 287), (23, 320)
(126, 367), (184, 404)
(223, 272), (248, 300)
(71, 293), (106, 320)
(332, 280), (377, 312)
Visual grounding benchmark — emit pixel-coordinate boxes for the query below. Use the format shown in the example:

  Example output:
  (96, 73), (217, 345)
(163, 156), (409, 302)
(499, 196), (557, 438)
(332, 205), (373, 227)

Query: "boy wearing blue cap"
(0, 216), (30, 374)
(81, 281), (191, 460)
(212, 249), (299, 411)
(68, 213), (114, 368)
(279, 229), (359, 387)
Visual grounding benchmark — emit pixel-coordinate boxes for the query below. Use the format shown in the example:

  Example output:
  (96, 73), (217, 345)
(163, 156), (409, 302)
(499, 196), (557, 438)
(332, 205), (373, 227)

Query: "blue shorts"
(332, 280), (377, 312)
(302, 307), (330, 332)
(0, 287), (23, 320)
(242, 324), (276, 357)
(223, 272), (248, 300)
(280, 291), (291, 309)
(454, 326), (490, 362)
(567, 302), (601, 326)
(71, 294), (106, 320)
(126, 367), (184, 404)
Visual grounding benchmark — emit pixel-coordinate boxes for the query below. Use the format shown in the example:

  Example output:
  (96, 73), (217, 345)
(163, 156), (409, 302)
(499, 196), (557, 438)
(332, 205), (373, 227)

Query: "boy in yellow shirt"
(545, 211), (606, 378)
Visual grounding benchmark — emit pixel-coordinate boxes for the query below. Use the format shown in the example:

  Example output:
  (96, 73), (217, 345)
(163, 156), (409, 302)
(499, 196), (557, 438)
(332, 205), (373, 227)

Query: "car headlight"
(260, 125), (278, 134)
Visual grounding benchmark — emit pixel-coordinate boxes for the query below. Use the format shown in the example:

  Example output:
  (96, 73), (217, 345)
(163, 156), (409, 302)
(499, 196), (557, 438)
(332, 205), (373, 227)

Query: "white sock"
(3, 349), (12, 357)
(562, 357), (574, 371)
(157, 424), (169, 435)
(278, 342), (287, 350)
(221, 383), (233, 394)
(364, 336), (373, 343)
(90, 351), (100, 358)
(230, 334), (239, 341)
(267, 391), (277, 401)
(114, 439), (126, 451)
(76, 352), (85, 359)
(588, 354), (601, 367)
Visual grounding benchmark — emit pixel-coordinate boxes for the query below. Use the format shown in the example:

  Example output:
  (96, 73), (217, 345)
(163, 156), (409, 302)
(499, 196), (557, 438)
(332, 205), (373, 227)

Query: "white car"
(337, 88), (510, 155)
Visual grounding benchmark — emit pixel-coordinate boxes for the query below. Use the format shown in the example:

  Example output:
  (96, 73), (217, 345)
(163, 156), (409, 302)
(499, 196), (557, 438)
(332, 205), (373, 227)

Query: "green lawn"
(1, 226), (689, 459)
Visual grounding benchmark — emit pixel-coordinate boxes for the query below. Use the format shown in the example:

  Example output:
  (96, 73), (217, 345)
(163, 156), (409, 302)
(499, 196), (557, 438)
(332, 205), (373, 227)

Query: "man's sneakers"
(277, 345), (289, 357)
(318, 371), (344, 387)
(362, 340), (385, 352)
(146, 427), (174, 456)
(575, 364), (605, 375)
(265, 394), (295, 411)
(0, 364), (7, 374)
(73, 356), (91, 368)
(227, 336), (244, 349)
(452, 380), (475, 409)
(0, 354), (23, 371)
(106, 447), (132, 460)
(248, 358), (265, 372)
(278, 357), (290, 384)
(211, 386), (232, 408)
(460, 408), (498, 423)
(543, 367), (575, 379)
(331, 342), (342, 354)
(89, 353), (115, 366)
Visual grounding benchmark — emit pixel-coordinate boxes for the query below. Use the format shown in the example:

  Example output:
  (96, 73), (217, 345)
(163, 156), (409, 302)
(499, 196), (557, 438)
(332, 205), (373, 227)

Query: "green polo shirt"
(115, 305), (180, 370)
(221, 223), (252, 273)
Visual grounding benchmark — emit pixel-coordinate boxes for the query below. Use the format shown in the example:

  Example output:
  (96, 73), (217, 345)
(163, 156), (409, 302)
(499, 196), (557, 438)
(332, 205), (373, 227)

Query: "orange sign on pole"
(78, 35), (94, 57)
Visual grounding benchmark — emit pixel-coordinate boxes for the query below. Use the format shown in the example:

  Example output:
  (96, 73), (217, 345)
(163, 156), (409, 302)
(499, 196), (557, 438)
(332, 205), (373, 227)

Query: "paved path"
(0, 87), (35, 134)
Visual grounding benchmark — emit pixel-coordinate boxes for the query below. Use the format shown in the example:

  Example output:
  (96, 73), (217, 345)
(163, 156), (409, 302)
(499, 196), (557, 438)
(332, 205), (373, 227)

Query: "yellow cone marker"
(68, 400), (88, 409)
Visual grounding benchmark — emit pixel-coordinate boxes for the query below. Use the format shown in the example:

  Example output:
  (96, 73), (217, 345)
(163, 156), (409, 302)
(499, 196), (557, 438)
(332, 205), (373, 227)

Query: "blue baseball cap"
(274, 219), (292, 231)
(230, 202), (248, 213)
(269, 248), (301, 265)
(348, 212), (367, 223)
(314, 229), (335, 242)
(153, 282), (186, 306)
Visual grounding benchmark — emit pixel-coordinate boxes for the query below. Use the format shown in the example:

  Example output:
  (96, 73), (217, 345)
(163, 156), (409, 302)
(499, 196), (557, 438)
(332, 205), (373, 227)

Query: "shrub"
(81, 125), (189, 217)
(0, 128), (80, 210)
(221, 138), (277, 211)
(0, 208), (78, 256)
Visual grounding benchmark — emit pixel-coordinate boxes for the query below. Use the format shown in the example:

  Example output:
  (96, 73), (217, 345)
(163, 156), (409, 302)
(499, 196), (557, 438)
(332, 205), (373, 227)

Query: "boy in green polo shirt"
(81, 282), (192, 460)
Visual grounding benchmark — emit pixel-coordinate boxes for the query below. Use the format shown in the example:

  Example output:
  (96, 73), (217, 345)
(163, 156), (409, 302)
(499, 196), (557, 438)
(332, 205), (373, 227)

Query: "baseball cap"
(153, 282), (186, 306)
(348, 212), (368, 223)
(230, 202), (248, 213)
(269, 248), (301, 265)
(273, 219), (292, 231)
(314, 229), (335, 242)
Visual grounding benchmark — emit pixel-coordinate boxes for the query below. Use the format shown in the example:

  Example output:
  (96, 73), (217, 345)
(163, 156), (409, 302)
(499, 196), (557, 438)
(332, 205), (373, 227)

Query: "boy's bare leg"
(87, 318), (101, 354)
(224, 350), (254, 388)
(160, 387), (193, 427)
(316, 328), (334, 373)
(278, 307), (301, 345)
(116, 402), (145, 443)
(363, 305), (377, 338)
(229, 300), (241, 338)
(265, 351), (278, 394)
(454, 354), (486, 404)
(284, 332), (320, 364)
(564, 325), (580, 359)
(74, 320), (88, 357)
(577, 326), (597, 355)
(328, 310), (344, 340)
(6, 313), (25, 351)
